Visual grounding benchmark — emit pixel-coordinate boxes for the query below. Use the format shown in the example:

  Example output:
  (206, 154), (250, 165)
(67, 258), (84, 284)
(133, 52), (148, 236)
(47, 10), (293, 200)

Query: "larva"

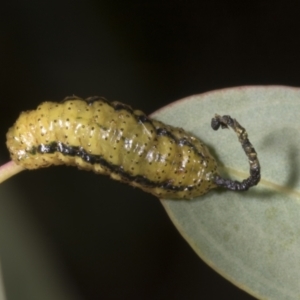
(6, 96), (260, 199)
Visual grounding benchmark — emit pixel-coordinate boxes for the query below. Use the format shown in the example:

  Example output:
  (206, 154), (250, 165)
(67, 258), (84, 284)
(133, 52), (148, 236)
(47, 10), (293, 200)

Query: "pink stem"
(0, 161), (25, 184)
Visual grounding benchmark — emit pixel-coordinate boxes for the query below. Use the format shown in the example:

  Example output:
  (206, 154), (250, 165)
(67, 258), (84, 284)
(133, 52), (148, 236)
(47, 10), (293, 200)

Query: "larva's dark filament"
(211, 115), (260, 191)
(6, 96), (260, 199)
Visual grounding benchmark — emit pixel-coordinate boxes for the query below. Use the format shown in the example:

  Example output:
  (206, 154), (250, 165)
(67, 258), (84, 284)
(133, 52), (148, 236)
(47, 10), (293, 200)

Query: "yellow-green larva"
(6, 96), (260, 199)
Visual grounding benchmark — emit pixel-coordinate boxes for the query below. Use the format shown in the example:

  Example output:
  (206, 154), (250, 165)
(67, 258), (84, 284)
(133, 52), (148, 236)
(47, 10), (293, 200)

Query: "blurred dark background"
(1, 1), (299, 299)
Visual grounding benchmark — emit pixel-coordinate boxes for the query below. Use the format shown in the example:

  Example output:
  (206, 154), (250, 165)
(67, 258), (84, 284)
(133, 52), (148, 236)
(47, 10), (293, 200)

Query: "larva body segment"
(6, 96), (219, 199)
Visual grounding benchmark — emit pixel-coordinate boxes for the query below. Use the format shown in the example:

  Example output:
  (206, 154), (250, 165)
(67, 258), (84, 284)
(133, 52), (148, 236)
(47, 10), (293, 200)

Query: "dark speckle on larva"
(6, 96), (260, 199)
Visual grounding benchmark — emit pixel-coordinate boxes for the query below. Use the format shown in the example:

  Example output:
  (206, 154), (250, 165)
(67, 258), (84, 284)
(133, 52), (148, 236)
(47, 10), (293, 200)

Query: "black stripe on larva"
(156, 127), (206, 160)
(156, 127), (168, 136)
(61, 95), (109, 105)
(36, 142), (194, 192)
(84, 97), (145, 121)
(113, 102), (134, 113)
(61, 95), (82, 103)
(85, 96), (109, 105)
(137, 114), (150, 123)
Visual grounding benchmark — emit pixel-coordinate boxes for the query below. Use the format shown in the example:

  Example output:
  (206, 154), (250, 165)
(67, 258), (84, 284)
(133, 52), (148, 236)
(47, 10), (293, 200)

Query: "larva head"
(6, 103), (60, 169)
(7, 111), (35, 166)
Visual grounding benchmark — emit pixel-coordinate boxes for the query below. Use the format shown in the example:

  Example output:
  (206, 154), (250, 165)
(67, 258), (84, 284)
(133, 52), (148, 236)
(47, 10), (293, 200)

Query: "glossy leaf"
(151, 86), (300, 300)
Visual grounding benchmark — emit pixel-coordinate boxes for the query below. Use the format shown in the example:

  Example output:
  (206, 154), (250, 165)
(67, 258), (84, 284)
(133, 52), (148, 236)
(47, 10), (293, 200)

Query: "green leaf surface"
(151, 86), (300, 300)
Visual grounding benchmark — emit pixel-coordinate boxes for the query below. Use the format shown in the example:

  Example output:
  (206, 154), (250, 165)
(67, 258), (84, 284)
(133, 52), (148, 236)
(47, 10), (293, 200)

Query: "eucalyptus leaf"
(151, 86), (300, 300)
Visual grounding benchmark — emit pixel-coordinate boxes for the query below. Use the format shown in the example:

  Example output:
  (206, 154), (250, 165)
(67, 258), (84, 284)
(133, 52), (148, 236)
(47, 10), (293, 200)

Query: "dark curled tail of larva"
(211, 114), (260, 191)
